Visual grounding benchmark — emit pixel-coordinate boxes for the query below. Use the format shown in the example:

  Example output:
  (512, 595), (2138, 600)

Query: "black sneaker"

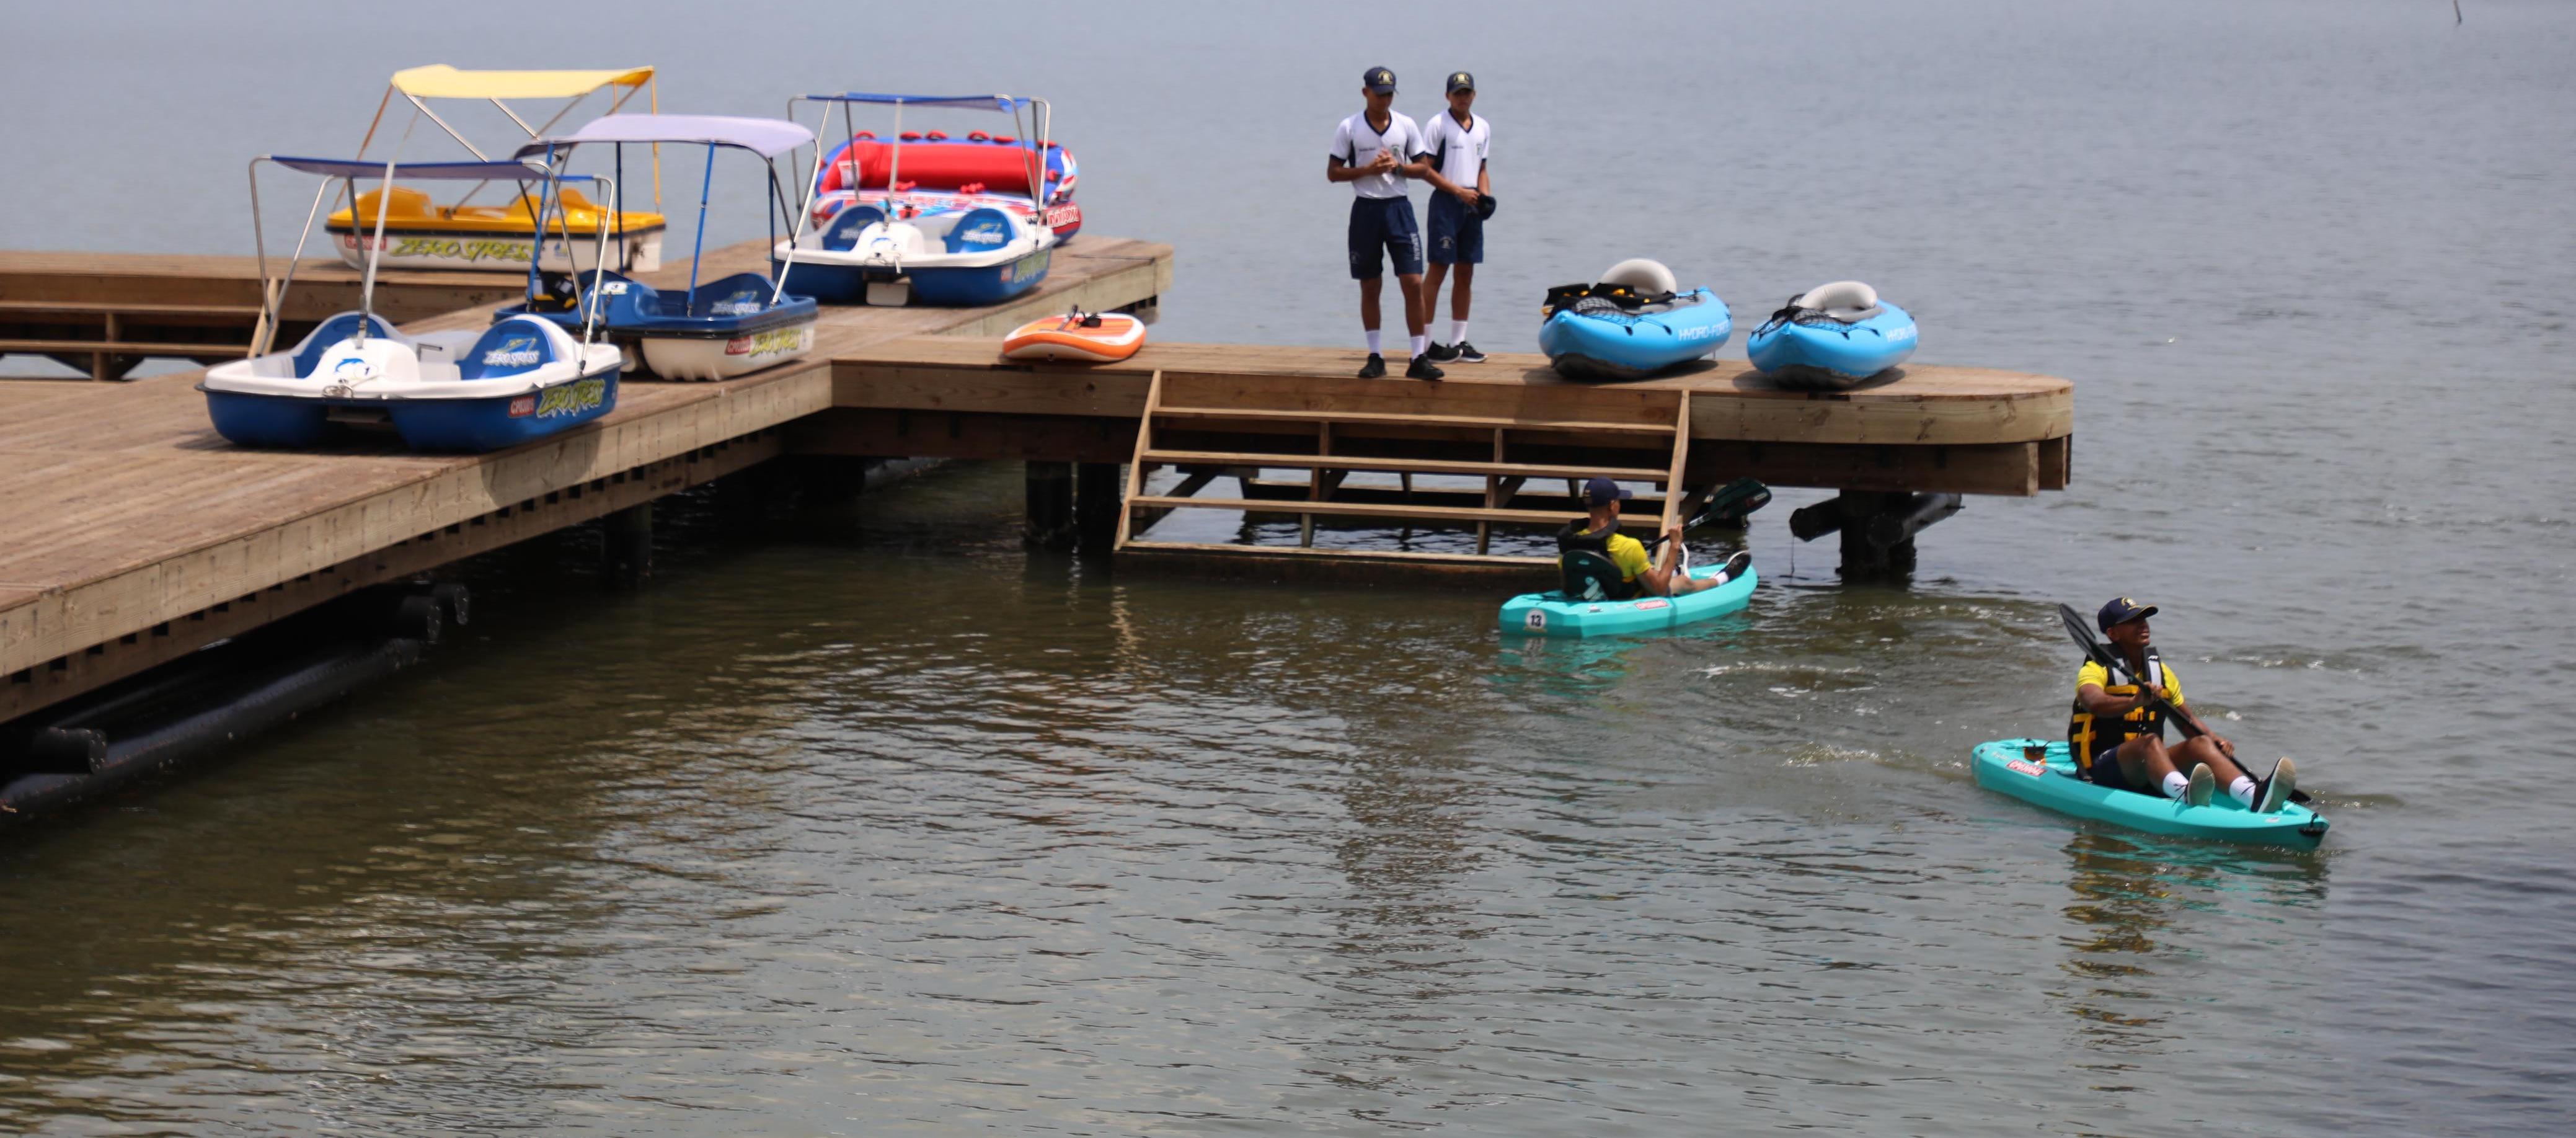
(1405, 356), (1445, 381)
(1422, 341), (1459, 363)
(1357, 353), (1386, 379)
(1453, 340), (1487, 363)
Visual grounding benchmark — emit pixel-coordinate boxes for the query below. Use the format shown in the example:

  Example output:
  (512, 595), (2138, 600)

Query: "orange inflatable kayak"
(1001, 309), (1146, 363)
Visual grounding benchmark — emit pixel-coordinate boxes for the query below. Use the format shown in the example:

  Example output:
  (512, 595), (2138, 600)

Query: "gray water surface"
(3, 1), (2572, 1133)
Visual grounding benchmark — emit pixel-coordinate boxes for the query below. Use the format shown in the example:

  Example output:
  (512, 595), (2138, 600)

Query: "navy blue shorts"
(1425, 192), (1483, 265)
(1348, 196), (1423, 280)
(2086, 744), (2142, 793)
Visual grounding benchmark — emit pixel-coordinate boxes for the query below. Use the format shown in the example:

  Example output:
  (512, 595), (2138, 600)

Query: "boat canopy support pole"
(686, 144), (716, 309)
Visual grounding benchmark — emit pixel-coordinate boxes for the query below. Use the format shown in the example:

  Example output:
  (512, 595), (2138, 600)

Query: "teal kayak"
(1971, 739), (2329, 848)
(1499, 562), (1756, 638)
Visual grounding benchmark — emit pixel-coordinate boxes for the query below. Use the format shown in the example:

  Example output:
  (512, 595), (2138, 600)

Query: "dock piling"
(1074, 463), (1121, 554)
(1024, 461), (1077, 549)
(601, 504), (654, 587)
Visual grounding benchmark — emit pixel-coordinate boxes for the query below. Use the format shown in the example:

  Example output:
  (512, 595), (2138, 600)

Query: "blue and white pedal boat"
(200, 156), (622, 453)
(203, 312), (619, 451)
(1746, 281), (1918, 389)
(775, 92), (1061, 307)
(503, 115), (821, 380)
(1539, 259), (1731, 381)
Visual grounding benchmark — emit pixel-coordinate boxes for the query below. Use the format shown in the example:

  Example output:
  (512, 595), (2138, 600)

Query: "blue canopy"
(520, 114), (815, 159)
(264, 156), (585, 181)
(802, 92), (1037, 113)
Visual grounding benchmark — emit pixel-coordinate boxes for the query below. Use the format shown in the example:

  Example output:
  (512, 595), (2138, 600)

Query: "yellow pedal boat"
(325, 64), (670, 273)
(326, 184), (663, 273)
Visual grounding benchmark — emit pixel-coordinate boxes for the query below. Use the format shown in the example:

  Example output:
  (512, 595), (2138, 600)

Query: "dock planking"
(0, 237), (1172, 719)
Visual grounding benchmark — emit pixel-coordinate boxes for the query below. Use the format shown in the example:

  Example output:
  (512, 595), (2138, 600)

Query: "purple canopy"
(520, 114), (815, 159)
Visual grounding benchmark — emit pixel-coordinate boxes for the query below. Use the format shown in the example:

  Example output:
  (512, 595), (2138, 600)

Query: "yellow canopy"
(390, 65), (655, 101)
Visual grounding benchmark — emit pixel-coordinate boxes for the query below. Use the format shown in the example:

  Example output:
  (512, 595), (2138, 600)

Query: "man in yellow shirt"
(1554, 476), (1710, 600)
(2071, 597), (2295, 811)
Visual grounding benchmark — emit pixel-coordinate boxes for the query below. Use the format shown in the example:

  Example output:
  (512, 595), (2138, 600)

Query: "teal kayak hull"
(1499, 564), (1756, 638)
(1971, 739), (2329, 848)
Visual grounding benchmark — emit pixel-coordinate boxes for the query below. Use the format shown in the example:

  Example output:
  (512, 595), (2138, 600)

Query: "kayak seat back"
(1559, 549), (1633, 602)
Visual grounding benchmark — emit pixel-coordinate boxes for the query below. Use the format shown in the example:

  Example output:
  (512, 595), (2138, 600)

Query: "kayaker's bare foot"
(2186, 762), (2216, 807)
(2257, 757), (2297, 813)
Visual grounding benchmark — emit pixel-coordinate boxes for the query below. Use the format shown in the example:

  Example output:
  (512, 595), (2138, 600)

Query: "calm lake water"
(4, 1), (2573, 1133)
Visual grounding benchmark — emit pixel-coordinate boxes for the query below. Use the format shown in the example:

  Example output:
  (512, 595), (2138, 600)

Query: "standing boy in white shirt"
(1419, 71), (1492, 364)
(1327, 66), (1443, 381)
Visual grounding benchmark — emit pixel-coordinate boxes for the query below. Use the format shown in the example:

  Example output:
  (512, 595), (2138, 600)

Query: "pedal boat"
(324, 65), (669, 273)
(808, 131), (1080, 242)
(498, 115), (821, 381)
(776, 92), (1062, 306)
(202, 156), (622, 453)
(325, 183), (662, 274)
(203, 312), (621, 452)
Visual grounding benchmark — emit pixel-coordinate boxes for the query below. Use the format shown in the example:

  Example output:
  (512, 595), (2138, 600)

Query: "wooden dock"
(0, 233), (2071, 725)
(807, 338), (2071, 577)
(0, 237), (1172, 721)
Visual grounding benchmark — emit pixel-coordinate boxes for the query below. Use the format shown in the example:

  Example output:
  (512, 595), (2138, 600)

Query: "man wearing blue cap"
(1327, 66), (1443, 381)
(1419, 70), (1492, 365)
(2071, 598), (2296, 811)
(1554, 476), (1709, 599)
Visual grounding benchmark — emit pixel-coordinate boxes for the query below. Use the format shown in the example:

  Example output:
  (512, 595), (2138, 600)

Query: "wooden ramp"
(1112, 369), (1698, 577)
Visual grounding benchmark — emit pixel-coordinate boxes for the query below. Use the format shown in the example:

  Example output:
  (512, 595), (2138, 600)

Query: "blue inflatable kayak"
(1746, 280), (1917, 388)
(1500, 554), (1756, 638)
(1971, 739), (2329, 847)
(1541, 287), (1730, 381)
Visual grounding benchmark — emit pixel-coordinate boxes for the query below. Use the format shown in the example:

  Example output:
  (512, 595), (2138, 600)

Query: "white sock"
(1366, 329), (1382, 356)
(1451, 319), (1469, 343)
(2229, 776), (2257, 806)
(1409, 334), (1428, 358)
(2161, 771), (2192, 800)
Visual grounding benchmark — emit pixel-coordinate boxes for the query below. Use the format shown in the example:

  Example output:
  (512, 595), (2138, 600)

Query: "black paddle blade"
(2058, 603), (2103, 654)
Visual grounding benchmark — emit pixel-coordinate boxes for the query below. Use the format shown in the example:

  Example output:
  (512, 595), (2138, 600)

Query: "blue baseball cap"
(1583, 476), (1634, 508)
(2097, 596), (2159, 631)
(1363, 66), (1397, 94)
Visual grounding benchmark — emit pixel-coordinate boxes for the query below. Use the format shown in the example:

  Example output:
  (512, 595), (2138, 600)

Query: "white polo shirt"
(1422, 110), (1490, 190)
(1330, 110), (1427, 200)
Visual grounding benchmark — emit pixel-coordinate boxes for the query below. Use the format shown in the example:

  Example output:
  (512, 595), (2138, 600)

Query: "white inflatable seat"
(1597, 258), (1679, 295)
(1797, 280), (1883, 322)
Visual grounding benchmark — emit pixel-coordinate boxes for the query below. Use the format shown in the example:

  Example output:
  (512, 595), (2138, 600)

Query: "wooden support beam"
(1024, 461), (1076, 550)
(1074, 462), (1120, 554)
